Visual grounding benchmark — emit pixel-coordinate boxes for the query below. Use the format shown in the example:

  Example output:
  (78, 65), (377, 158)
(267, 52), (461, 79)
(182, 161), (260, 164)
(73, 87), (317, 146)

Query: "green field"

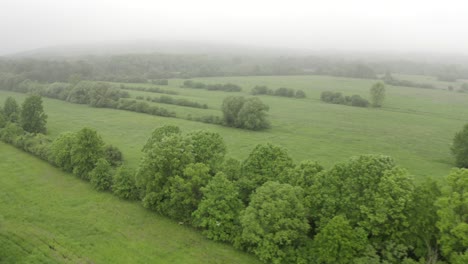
(2, 74), (466, 180)
(0, 142), (259, 263)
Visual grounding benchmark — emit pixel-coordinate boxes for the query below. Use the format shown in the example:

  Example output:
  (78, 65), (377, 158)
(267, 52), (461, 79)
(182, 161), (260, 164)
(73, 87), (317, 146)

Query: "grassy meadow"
(2, 74), (467, 180)
(0, 142), (259, 263)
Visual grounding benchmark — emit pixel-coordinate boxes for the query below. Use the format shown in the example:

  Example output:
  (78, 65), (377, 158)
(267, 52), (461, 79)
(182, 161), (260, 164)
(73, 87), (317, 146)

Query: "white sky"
(1, 0), (467, 55)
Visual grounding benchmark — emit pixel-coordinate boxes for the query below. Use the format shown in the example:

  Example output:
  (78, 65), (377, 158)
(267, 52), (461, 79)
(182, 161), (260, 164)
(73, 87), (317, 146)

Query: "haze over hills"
(5, 40), (468, 68)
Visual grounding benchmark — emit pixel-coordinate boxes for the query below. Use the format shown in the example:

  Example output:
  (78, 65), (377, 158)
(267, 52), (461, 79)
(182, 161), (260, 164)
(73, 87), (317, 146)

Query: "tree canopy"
(452, 123), (468, 168)
(370, 82), (386, 107)
(20, 95), (47, 134)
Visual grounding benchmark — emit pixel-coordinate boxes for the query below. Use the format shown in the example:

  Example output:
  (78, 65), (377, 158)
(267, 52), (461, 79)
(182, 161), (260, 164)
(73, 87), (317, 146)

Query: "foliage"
(49, 132), (77, 172)
(370, 82), (386, 107)
(320, 91), (369, 107)
(163, 163), (211, 222)
(104, 145), (123, 166)
(188, 130), (226, 172)
(451, 123), (468, 168)
(144, 95), (208, 109)
(239, 143), (294, 202)
(89, 158), (113, 191)
(137, 133), (194, 211)
(20, 95), (47, 134)
(236, 97), (270, 130)
(251, 85), (306, 98)
(0, 110), (6, 128)
(221, 96), (246, 127)
(313, 215), (369, 263)
(406, 179), (441, 262)
(3, 96), (20, 122)
(436, 169), (468, 263)
(112, 166), (139, 200)
(309, 155), (414, 261)
(70, 127), (105, 180)
(192, 173), (244, 243)
(240, 181), (309, 264)
(183, 81), (242, 92)
(142, 125), (181, 152)
(0, 122), (23, 144)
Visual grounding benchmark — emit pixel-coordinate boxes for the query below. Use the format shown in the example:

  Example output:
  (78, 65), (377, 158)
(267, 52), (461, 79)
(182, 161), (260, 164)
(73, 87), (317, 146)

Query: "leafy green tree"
(309, 155), (414, 261)
(370, 82), (386, 107)
(313, 215), (369, 264)
(20, 95), (47, 134)
(136, 134), (194, 211)
(70, 128), (105, 180)
(112, 166), (139, 200)
(104, 145), (123, 166)
(236, 97), (270, 130)
(142, 125), (181, 152)
(49, 132), (77, 172)
(193, 172), (244, 243)
(220, 157), (242, 181)
(163, 163), (211, 222)
(0, 110), (6, 128)
(240, 181), (310, 264)
(221, 96), (246, 127)
(3, 96), (20, 122)
(239, 143), (294, 202)
(89, 158), (113, 191)
(188, 130), (226, 172)
(436, 169), (468, 263)
(0, 122), (23, 143)
(451, 123), (468, 168)
(406, 179), (441, 262)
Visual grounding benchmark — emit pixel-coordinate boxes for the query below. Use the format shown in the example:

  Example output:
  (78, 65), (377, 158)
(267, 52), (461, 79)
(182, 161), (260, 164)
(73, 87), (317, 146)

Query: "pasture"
(1, 74), (466, 179)
(0, 142), (259, 263)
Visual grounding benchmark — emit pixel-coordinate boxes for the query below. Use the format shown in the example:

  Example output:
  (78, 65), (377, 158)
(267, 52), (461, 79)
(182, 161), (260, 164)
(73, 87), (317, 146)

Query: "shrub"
(89, 158), (113, 191)
(104, 145), (123, 166)
(112, 166), (139, 200)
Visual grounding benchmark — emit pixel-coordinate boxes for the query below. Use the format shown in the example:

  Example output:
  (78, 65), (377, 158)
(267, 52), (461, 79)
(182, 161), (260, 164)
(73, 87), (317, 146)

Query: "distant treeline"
(381, 72), (435, 89)
(321, 91), (370, 107)
(1, 53), (468, 84)
(251, 85), (306, 98)
(0, 74), (176, 118)
(118, 84), (178, 95)
(182, 80), (242, 92)
(135, 95), (208, 109)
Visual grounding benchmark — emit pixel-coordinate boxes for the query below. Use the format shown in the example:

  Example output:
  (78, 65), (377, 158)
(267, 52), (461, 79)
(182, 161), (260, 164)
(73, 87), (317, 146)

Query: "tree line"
(1, 110), (467, 263)
(135, 95), (208, 109)
(251, 85), (306, 98)
(182, 80), (242, 92)
(0, 74), (272, 130)
(321, 82), (386, 108)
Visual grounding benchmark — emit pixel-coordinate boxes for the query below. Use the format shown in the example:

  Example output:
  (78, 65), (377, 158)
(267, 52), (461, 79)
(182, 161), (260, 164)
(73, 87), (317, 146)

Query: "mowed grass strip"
(0, 142), (260, 264)
(2, 73), (467, 179)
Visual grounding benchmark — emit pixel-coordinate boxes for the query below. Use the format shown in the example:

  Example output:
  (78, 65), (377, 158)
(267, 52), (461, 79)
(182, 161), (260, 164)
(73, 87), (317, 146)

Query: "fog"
(1, 0), (467, 55)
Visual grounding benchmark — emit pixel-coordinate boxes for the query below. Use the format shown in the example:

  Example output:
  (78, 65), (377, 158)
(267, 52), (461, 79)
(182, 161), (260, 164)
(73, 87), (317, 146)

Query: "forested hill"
(1, 44), (468, 82)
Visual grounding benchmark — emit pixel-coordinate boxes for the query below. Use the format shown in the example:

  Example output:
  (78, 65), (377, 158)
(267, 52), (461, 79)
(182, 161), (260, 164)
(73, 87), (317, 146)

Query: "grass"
(2, 74), (467, 180)
(0, 142), (259, 263)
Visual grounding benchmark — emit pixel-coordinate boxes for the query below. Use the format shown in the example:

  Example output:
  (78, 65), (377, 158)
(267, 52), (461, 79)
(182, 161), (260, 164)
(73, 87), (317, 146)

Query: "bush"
(89, 158), (113, 191)
(0, 123), (24, 143)
(104, 145), (123, 166)
(451, 123), (468, 168)
(112, 166), (139, 200)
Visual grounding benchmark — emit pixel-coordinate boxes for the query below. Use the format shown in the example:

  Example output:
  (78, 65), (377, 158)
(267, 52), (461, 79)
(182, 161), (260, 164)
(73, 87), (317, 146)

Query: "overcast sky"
(1, 0), (467, 55)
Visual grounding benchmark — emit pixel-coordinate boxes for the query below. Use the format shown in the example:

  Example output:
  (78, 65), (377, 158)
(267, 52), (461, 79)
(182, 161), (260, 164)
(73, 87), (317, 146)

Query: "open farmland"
(2, 74), (466, 179)
(0, 142), (259, 264)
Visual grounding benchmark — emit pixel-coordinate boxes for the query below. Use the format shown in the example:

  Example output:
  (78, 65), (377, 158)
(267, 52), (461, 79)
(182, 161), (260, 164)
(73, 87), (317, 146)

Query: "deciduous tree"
(370, 82), (386, 107)
(20, 95), (47, 134)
